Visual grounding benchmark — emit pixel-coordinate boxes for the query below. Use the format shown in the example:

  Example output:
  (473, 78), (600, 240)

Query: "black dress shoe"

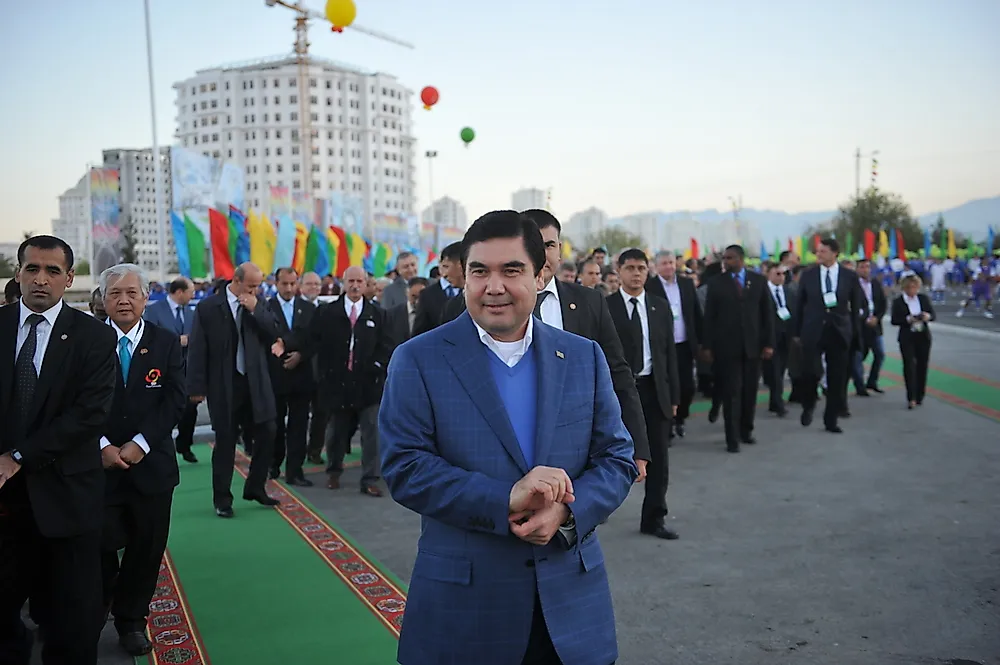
(286, 476), (314, 487)
(708, 404), (720, 423)
(839, 410), (851, 418)
(215, 506), (234, 518)
(856, 389), (870, 397)
(268, 467), (281, 480)
(801, 408), (814, 427)
(243, 492), (280, 506)
(179, 449), (198, 463)
(674, 424), (686, 438)
(825, 425), (843, 434)
(118, 631), (153, 656)
(726, 444), (740, 453)
(640, 525), (679, 540)
(741, 436), (757, 445)
(867, 385), (884, 394)
(307, 454), (325, 465)
(774, 407), (788, 418)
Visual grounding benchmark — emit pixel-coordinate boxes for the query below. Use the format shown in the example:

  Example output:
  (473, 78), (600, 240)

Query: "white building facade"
(173, 55), (416, 225)
(52, 174), (93, 269)
(565, 207), (607, 246)
(511, 187), (548, 212)
(421, 196), (468, 232)
(102, 148), (175, 274)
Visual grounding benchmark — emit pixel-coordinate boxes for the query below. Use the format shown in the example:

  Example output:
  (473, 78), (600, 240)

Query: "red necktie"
(348, 303), (359, 370)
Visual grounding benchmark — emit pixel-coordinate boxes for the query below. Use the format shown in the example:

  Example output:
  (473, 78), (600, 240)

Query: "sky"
(1, 0), (998, 242)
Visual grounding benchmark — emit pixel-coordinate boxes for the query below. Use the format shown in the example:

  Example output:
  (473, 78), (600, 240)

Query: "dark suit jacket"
(412, 281), (456, 337)
(606, 291), (680, 421)
(859, 278), (888, 347)
(792, 265), (863, 351)
(307, 298), (392, 410)
(187, 291), (280, 434)
(764, 282), (796, 349)
(380, 275), (408, 310)
(387, 302), (415, 350)
(644, 274), (703, 349)
(890, 293), (936, 343)
(432, 281), (650, 461)
(103, 322), (185, 503)
(703, 270), (776, 360)
(0, 303), (117, 538)
(266, 295), (316, 395)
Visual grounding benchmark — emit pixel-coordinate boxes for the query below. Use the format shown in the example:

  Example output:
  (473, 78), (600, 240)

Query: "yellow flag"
(946, 229), (957, 259)
(877, 230), (889, 258)
(561, 239), (573, 260)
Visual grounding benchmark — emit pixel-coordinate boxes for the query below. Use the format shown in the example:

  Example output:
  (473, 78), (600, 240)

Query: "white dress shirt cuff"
(100, 436), (112, 450)
(100, 434), (151, 454)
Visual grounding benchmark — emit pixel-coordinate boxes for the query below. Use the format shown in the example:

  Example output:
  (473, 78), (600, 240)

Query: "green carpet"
(879, 357), (1000, 411)
(166, 459), (400, 664)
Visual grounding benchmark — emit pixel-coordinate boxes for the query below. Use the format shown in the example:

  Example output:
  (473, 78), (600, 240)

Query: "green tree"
(584, 228), (645, 257)
(120, 219), (138, 264)
(74, 259), (91, 276)
(931, 214), (946, 247)
(808, 189), (924, 253)
(0, 254), (15, 278)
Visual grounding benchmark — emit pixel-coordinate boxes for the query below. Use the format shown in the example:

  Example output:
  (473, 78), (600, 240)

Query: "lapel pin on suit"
(555, 350), (564, 359)
(569, 303), (577, 310)
(60, 334), (68, 340)
(140, 348), (149, 355)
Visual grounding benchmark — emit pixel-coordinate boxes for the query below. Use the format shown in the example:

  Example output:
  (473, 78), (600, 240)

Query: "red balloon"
(420, 86), (439, 110)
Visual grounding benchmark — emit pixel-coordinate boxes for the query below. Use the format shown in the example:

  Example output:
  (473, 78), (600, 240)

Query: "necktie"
(348, 302), (359, 370)
(14, 314), (46, 421)
(533, 291), (551, 321)
(175, 306), (184, 334)
(825, 269), (833, 294)
(628, 297), (643, 374)
(774, 287), (784, 308)
(283, 300), (293, 329)
(733, 272), (743, 293)
(446, 286), (457, 298)
(119, 337), (132, 385)
(235, 305), (247, 375)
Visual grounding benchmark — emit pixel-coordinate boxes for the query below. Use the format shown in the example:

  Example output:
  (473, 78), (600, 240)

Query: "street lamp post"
(425, 150), (438, 249)
(143, 0), (167, 283)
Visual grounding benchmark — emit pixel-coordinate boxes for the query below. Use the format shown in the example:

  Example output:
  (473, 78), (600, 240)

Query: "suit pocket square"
(144, 384), (163, 389)
(366, 319), (376, 327)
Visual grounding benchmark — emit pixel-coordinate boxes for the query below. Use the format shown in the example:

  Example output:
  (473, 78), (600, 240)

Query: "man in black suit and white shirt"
(412, 242), (465, 336)
(645, 251), (703, 438)
(387, 276), (427, 349)
(188, 262), (286, 517)
(97, 263), (185, 657)
(762, 262), (795, 416)
(266, 267), (316, 486)
(702, 245), (775, 452)
(609, 249), (680, 539)
(792, 238), (863, 433)
(0, 235), (117, 665)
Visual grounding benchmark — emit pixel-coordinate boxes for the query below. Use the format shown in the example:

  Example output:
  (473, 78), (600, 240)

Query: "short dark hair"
(617, 248), (648, 266)
(778, 250), (792, 262)
(820, 238), (840, 254)
(724, 244), (745, 258)
(395, 250), (415, 265)
(168, 277), (191, 294)
(275, 266), (298, 280)
(857, 257), (871, 265)
(521, 209), (561, 235)
(5, 278), (21, 304)
(18, 235), (74, 270)
(461, 210), (546, 276)
(407, 276), (428, 289)
(440, 242), (463, 263)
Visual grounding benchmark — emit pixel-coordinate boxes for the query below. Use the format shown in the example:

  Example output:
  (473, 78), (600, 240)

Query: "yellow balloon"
(325, 0), (356, 31)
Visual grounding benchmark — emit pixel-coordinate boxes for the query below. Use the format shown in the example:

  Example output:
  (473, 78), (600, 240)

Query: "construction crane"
(264, 0), (414, 202)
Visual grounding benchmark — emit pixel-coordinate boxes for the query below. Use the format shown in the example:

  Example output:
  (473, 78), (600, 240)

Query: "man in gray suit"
(187, 263), (285, 518)
(379, 251), (418, 310)
(143, 277), (198, 463)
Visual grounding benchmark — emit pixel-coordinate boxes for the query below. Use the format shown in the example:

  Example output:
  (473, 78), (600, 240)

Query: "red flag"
(690, 237), (699, 259)
(209, 208), (235, 279)
(813, 234), (821, 250)
(329, 225), (350, 277)
(863, 229), (876, 260)
(787, 238), (794, 252)
(896, 229), (905, 258)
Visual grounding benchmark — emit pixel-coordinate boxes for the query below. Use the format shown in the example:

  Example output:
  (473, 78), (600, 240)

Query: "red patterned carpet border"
(231, 447), (406, 637)
(886, 352), (1000, 391)
(146, 549), (211, 665)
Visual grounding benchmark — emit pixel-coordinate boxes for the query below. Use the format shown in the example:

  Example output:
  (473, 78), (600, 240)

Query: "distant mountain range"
(661, 195), (999, 243)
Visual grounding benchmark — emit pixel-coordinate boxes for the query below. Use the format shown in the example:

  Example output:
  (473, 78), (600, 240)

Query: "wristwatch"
(560, 512), (576, 529)
(9, 450), (23, 464)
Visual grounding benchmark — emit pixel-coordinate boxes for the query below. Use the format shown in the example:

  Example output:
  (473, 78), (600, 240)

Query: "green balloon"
(460, 127), (475, 144)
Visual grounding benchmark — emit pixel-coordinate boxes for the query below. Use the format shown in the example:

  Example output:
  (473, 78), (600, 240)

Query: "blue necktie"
(283, 300), (294, 328)
(119, 337), (132, 385)
(175, 306), (184, 333)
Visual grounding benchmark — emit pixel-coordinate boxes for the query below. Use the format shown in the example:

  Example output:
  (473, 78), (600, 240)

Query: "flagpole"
(144, 0), (167, 283)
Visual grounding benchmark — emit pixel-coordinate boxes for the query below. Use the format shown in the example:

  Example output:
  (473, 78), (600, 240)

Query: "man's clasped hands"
(507, 466), (575, 546)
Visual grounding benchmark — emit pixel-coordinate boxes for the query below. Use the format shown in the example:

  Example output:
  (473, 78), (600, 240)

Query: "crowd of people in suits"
(0, 216), (942, 664)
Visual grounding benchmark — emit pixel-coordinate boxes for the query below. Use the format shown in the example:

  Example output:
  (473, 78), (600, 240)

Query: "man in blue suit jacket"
(143, 277), (198, 463)
(380, 211), (637, 665)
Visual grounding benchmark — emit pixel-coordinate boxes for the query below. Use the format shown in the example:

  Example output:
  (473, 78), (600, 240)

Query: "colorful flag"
(896, 229), (905, 259)
(209, 208), (235, 280)
(328, 225), (350, 277)
(273, 215), (297, 270)
(877, 230), (889, 258)
(170, 211), (191, 278)
(923, 227), (931, 257)
(292, 222), (309, 274)
(229, 206), (251, 265)
(183, 212), (207, 279)
(946, 229), (957, 258)
(863, 229), (876, 260)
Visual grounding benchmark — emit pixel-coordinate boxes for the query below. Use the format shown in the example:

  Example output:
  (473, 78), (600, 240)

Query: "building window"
(289, 164), (296, 172)
(290, 112), (298, 121)
(290, 95), (298, 104)
(289, 78), (296, 87)
(310, 95), (318, 105)
(293, 180), (301, 189)
(291, 146), (299, 155)
(309, 78), (317, 88)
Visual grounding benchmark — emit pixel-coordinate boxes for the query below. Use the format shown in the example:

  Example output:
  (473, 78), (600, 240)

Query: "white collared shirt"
(537, 277), (564, 330)
(658, 275), (687, 343)
(620, 289), (653, 377)
(99, 317), (150, 454)
(343, 295), (363, 319)
(903, 294), (922, 317)
(820, 263), (840, 293)
(473, 316), (534, 368)
(15, 299), (64, 375)
(770, 282), (786, 308)
(225, 285), (241, 321)
(277, 295), (295, 327)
